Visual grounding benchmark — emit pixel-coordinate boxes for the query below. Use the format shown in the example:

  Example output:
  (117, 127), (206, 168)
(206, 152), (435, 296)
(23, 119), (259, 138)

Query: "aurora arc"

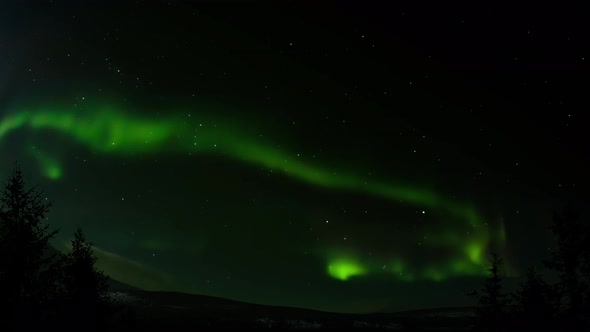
(0, 105), (501, 281)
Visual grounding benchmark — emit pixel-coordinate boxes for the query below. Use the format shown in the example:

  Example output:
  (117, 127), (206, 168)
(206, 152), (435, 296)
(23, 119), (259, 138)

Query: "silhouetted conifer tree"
(470, 253), (509, 331)
(543, 203), (589, 324)
(513, 266), (558, 322)
(0, 163), (59, 328)
(62, 226), (110, 329)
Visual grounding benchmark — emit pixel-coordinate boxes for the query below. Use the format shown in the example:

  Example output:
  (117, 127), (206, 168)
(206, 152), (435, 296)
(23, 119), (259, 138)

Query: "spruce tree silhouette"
(62, 226), (110, 329)
(543, 203), (589, 324)
(513, 265), (558, 326)
(0, 163), (59, 328)
(470, 253), (509, 331)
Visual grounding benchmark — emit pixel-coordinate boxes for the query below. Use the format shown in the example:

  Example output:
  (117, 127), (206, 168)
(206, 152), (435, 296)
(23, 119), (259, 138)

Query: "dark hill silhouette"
(40, 244), (480, 330)
(107, 289), (477, 331)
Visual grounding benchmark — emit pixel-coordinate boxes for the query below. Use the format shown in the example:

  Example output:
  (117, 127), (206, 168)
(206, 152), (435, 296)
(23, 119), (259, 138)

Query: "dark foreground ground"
(107, 290), (476, 331)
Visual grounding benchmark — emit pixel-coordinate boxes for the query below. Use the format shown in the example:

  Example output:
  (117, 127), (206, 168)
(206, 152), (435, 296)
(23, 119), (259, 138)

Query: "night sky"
(0, 1), (588, 313)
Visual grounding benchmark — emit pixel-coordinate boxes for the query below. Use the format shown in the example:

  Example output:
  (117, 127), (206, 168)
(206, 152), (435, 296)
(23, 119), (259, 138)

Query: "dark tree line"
(470, 203), (590, 331)
(0, 164), (110, 330)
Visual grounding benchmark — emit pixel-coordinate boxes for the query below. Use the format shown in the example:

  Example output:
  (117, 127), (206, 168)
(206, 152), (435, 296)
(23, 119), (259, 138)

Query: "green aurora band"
(0, 104), (506, 282)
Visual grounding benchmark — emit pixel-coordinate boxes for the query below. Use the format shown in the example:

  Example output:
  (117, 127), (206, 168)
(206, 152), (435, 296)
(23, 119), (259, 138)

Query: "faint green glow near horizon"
(29, 146), (62, 180)
(324, 253), (489, 283)
(0, 103), (504, 281)
(389, 258), (415, 282)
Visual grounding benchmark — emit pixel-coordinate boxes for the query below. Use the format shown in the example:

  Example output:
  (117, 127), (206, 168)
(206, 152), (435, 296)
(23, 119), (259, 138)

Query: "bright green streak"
(0, 108), (177, 153)
(0, 107), (485, 225)
(327, 259), (366, 280)
(0, 104), (502, 281)
(0, 106), (483, 225)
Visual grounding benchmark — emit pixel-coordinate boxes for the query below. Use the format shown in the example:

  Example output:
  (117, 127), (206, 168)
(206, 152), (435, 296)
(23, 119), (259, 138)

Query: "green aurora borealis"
(3, 1), (584, 314)
(0, 104), (502, 284)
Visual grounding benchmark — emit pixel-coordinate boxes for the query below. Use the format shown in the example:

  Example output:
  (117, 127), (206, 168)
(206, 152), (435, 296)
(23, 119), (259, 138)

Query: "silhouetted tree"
(470, 253), (509, 331)
(62, 226), (110, 329)
(513, 266), (558, 323)
(0, 163), (59, 328)
(543, 203), (589, 324)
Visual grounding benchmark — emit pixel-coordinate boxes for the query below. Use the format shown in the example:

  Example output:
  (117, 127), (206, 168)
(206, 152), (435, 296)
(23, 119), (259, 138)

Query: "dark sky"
(0, 1), (588, 313)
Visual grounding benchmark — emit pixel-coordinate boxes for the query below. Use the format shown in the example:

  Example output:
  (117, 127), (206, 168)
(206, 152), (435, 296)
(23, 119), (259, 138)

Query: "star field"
(0, 1), (588, 313)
